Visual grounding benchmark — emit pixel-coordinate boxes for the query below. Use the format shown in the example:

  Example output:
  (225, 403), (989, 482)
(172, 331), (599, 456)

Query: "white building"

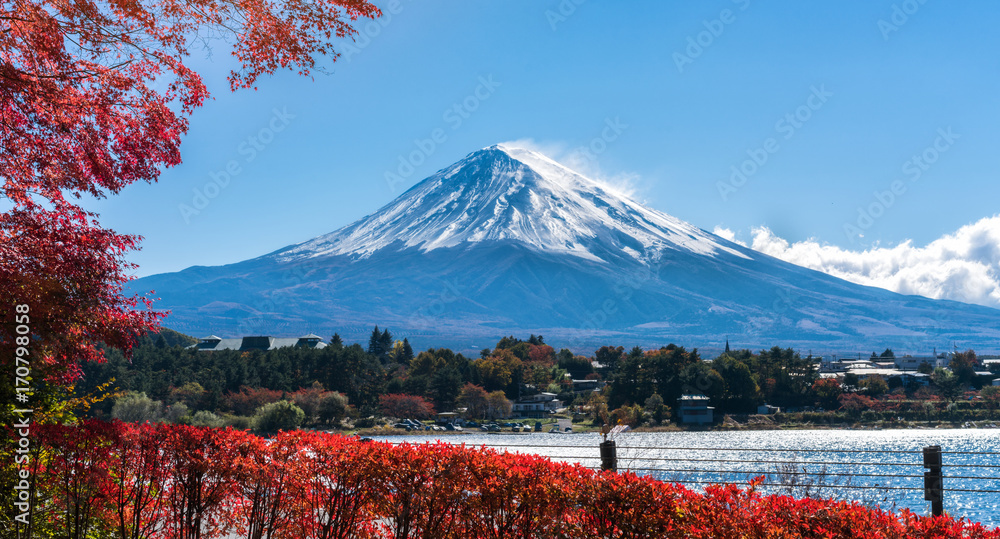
(512, 392), (561, 419)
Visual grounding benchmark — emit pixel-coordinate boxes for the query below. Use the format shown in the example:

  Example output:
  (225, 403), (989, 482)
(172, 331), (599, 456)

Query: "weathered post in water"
(923, 445), (943, 516)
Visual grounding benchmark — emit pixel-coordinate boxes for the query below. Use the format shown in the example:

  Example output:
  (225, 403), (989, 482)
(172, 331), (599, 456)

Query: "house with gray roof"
(191, 334), (327, 351)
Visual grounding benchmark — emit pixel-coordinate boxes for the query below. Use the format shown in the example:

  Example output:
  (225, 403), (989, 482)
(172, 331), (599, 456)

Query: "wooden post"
(600, 440), (617, 472)
(923, 445), (943, 516)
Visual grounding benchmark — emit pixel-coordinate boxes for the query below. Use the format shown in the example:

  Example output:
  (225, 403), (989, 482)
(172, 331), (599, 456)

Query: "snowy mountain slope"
(276, 145), (748, 265)
(131, 145), (1000, 353)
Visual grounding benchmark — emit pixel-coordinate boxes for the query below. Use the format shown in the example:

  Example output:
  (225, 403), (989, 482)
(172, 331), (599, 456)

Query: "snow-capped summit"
(277, 144), (747, 264)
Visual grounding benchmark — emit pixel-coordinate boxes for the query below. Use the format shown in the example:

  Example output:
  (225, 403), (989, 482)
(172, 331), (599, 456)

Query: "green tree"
(317, 392), (350, 425)
(170, 381), (207, 410)
(859, 375), (889, 397)
(595, 346), (625, 372)
(252, 400), (305, 435)
(932, 368), (961, 402)
(645, 345), (699, 406)
(401, 338), (415, 363)
(558, 353), (595, 379)
(679, 362), (724, 404)
(495, 335), (523, 349)
(368, 325), (383, 355)
(748, 347), (817, 408)
(431, 367), (463, 410)
(712, 355), (760, 413)
(606, 352), (645, 409)
(189, 410), (226, 428)
(643, 393), (667, 425)
(111, 391), (163, 423)
(949, 350), (980, 388)
(367, 325), (394, 362)
(163, 402), (189, 423)
(380, 329), (393, 358)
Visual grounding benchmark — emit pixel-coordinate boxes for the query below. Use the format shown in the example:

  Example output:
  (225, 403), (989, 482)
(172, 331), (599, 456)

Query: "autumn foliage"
(1, 0), (380, 392)
(5, 420), (998, 539)
(379, 393), (436, 420)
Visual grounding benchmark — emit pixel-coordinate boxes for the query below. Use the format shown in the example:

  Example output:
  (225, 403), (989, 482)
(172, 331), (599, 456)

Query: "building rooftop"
(191, 334), (327, 351)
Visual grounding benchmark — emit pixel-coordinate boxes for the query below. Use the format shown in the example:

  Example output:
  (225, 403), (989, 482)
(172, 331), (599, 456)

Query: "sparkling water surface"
(372, 429), (1000, 527)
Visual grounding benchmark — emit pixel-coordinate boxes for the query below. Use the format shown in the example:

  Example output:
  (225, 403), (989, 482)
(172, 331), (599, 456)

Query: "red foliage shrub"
(20, 421), (1000, 539)
(379, 393), (436, 420)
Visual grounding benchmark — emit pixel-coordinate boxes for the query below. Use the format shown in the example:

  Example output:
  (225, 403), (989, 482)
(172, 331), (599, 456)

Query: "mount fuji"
(132, 145), (1000, 353)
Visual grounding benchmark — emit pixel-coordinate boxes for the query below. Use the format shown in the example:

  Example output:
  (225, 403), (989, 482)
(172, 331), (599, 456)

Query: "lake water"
(371, 429), (1000, 528)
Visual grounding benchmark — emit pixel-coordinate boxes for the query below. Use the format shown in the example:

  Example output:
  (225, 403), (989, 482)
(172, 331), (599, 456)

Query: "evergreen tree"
(367, 325), (382, 355)
(401, 338), (414, 363)
(495, 335), (522, 349)
(431, 366), (463, 410)
(330, 333), (344, 347)
(595, 345), (625, 372)
(379, 328), (393, 359)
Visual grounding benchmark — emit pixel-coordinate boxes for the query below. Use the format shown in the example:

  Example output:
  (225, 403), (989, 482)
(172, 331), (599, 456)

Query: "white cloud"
(732, 215), (1000, 308)
(712, 226), (746, 246)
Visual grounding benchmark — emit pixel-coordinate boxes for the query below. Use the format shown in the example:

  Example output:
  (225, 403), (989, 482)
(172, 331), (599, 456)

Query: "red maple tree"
(0, 0), (380, 391)
(379, 393), (436, 420)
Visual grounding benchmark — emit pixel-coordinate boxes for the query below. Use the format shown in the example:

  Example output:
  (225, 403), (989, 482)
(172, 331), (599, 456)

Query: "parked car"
(534, 422), (543, 432)
(465, 421), (480, 428)
(393, 423), (412, 430)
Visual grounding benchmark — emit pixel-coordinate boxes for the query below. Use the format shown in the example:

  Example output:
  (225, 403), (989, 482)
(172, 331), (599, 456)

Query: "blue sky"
(84, 1), (1000, 287)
